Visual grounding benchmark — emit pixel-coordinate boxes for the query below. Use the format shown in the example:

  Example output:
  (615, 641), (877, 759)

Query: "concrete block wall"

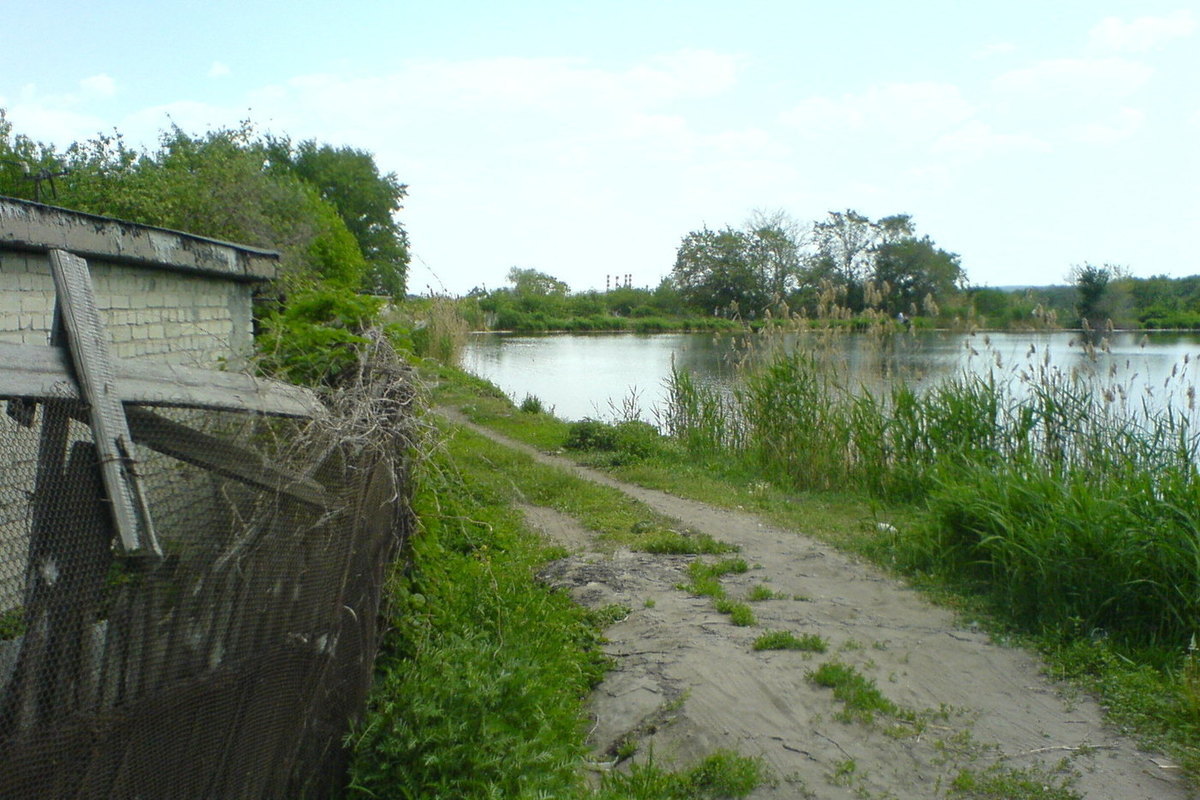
(0, 250), (256, 367)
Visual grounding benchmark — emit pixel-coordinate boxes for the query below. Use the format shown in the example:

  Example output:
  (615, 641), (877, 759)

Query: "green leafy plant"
(636, 530), (738, 555)
(807, 661), (906, 724)
(753, 630), (827, 652)
(519, 393), (546, 414)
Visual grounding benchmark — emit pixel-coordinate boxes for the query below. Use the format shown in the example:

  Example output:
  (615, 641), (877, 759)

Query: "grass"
(636, 529), (739, 555)
(747, 584), (781, 601)
(807, 661), (913, 725)
(949, 763), (1081, 800)
(594, 749), (767, 799)
(753, 630), (828, 652)
(348, 441), (606, 798)
(680, 558), (757, 626)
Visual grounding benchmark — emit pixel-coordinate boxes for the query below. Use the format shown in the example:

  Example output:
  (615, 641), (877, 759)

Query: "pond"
(459, 329), (1200, 424)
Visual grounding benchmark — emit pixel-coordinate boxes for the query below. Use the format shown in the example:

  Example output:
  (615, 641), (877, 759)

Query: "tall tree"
(809, 209), (878, 286)
(266, 138), (410, 297)
(873, 237), (963, 314)
(745, 209), (805, 300)
(671, 226), (768, 315)
(1070, 263), (1127, 330)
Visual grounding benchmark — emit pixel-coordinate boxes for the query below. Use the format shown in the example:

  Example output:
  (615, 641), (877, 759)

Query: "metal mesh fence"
(0, 357), (416, 799)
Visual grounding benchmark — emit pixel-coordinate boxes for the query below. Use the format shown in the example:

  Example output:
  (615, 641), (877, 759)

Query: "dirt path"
(443, 411), (1192, 799)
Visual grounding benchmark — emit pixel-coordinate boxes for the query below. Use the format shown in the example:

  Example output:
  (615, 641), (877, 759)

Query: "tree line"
(670, 209), (964, 320)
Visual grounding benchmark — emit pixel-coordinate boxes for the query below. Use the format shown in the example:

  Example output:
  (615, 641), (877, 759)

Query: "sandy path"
(443, 410), (1192, 799)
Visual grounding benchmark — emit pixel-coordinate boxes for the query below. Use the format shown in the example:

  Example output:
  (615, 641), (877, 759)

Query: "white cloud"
(932, 121), (1050, 158)
(781, 82), (973, 143)
(4, 104), (107, 147)
(79, 74), (117, 98)
(993, 58), (1153, 98)
(1089, 10), (1196, 53)
(208, 61), (231, 78)
(1065, 107), (1145, 144)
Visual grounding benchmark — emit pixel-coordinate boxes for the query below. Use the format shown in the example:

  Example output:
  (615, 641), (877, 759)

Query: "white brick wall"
(0, 251), (257, 367)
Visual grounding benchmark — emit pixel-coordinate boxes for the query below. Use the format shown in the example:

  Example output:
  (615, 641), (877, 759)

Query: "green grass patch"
(950, 762), (1081, 800)
(595, 749), (767, 800)
(753, 630), (828, 652)
(635, 529), (738, 555)
(440, 422), (677, 552)
(714, 599), (757, 626)
(747, 584), (780, 601)
(807, 661), (909, 724)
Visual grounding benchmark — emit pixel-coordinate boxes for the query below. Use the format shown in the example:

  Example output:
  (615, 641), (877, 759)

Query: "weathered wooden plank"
(123, 407), (329, 508)
(48, 249), (159, 556)
(0, 343), (322, 418)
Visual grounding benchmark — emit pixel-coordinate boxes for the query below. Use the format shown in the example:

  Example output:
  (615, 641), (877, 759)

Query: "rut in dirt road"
(442, 409), (1193, 800)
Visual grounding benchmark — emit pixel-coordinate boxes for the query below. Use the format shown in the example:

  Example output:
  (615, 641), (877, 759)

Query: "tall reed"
(663, 335), (1200, 649)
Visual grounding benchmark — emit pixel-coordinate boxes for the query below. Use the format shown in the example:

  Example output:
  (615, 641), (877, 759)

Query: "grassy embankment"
(347, 393), (766, 798)
(428, 327), (1200, 784)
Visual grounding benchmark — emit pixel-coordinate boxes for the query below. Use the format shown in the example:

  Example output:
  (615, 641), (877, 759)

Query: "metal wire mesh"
(0, 359), (415, 799)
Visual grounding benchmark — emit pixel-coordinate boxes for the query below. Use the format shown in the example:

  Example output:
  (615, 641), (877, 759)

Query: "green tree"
(872, 236), (963, 315)
(745, 209), (805, 300)
(1071, 263), (1128, 330)
(266, 137), (410, 296)
(808, 209), (880, 287)
(804, 210), (961, 315)
(671, 226), (768, 315)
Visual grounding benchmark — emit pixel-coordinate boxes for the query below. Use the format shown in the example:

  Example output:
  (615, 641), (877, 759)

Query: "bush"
(519, 394), (545, 414)
(256, 286), (382, 385)
(563, 419), (666, 463)
(564, 419), (618, 451)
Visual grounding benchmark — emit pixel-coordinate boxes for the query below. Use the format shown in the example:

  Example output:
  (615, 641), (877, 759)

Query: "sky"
(2, 1), (1198, 295)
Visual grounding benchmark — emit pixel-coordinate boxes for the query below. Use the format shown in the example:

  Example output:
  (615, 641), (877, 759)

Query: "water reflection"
(460, 330), (1200, 424)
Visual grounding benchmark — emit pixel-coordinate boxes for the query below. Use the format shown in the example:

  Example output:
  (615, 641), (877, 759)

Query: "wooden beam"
(123, 407), (329, 508)
(0, 343), (323, 418)
(48, 249), (159, 556)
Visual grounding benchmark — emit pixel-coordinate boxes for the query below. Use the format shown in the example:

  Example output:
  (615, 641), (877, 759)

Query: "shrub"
(564, 419), (618, 451)
(519, 394), (545, 414)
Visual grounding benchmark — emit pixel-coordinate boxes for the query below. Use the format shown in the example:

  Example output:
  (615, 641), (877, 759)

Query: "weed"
(714, 599), (757, 626)
(596, 749), (767, 799)
(614, 735), (638, 761)
(747, 584), (780, 601)
(0, 607), (25, 641)
(1183, 635), (1200, 724)
(808, 661), (909, 724)
(753, 630), (828, 652)
(637, 530), (738, 555)
(830, 758), (857, 786)
(518, 393), (545, 414)
(950, 762), (1081, 800)
(693, 558), (749, 578)
(348, 444), (607, 798)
